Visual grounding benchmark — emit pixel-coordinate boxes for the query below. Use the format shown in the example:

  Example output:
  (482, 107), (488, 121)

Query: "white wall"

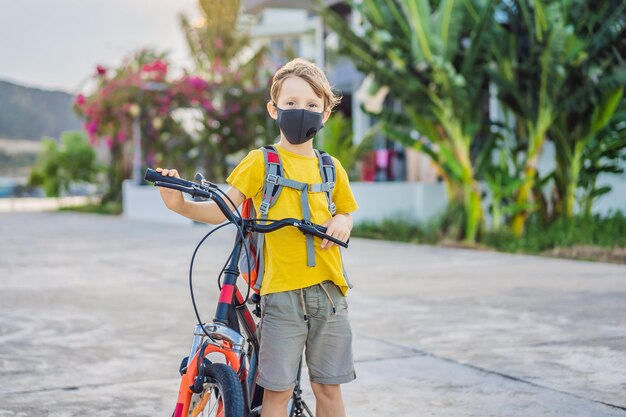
(350, 182), (448, 224)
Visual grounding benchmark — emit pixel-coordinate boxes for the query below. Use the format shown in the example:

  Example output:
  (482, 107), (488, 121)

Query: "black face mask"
(275, 106), (324, 145)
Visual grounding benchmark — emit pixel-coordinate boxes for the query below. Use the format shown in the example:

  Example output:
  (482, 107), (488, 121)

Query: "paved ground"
(1, 212), (625, 417)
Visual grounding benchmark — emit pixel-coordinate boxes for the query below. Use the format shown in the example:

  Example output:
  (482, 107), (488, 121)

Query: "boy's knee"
(263, 388), (293, 406)
(311, 382), (341, 401)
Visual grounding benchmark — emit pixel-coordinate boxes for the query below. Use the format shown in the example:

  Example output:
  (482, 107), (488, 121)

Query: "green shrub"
(352, 211), (626, 256)
(483, 211), (626, 253)
(352, 218), (422, 243)
(28, 131), (101, 197)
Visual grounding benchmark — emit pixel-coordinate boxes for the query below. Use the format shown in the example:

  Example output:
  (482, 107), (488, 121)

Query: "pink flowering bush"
(74, 43), (274, 202)
(74, 50), (191, 202)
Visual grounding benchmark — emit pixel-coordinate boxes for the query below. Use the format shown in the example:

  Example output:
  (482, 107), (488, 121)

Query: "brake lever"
(194, 173), (218, 190)
(297, 221), (348, 248)
(154, 181), (212, 200)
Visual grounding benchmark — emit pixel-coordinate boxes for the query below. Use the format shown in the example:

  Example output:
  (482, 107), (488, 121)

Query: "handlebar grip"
(145, 168), (195, 189)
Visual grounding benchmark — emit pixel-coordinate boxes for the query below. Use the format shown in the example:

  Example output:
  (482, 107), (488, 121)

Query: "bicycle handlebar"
(145, 168), (348, 248)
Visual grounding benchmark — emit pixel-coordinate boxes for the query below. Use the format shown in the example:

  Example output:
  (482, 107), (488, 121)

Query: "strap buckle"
(308, 182), (335, 192)
(329, 202), (337, 215)
(259, 201), (270, 214)
(266, 174), (279, 185)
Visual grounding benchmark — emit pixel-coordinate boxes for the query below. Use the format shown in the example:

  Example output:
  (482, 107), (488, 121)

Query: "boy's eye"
(286, 101), (296, 107)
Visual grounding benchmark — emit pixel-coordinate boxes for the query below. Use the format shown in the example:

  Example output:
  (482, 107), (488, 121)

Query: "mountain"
(0, 79), (83, 141)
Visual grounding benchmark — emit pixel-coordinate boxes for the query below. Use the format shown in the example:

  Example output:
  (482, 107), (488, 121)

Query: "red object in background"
(360, 151), (376, 181)
(386, 149), (395, 180)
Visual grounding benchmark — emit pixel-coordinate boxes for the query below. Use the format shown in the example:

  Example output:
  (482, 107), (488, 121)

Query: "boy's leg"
(260, 389), (293, 417)
(257, 290), (308, 415)
(305, 281), (356, 415)
(311, 382), (346, 417)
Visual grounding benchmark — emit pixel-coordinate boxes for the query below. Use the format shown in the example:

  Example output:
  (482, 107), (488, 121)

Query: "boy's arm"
(157, 168), (246, 224)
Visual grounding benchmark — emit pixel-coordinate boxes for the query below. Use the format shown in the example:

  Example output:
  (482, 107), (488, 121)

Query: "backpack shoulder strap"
(259, 145), (284, 216)
(314, 149), (337, 215)
(253, 145), (284, 292)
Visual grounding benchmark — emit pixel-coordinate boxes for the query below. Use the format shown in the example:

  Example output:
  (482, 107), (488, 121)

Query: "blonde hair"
(270, 58), (342, 111)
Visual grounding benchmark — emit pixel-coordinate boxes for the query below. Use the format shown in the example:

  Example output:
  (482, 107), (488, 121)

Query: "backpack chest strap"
(308, 182), (335, 193)
(264, 174), (317, 267)
(268, 174), (334, 193)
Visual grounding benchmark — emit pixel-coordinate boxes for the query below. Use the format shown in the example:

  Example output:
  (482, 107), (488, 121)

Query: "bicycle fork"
(173, 323), (245, 417)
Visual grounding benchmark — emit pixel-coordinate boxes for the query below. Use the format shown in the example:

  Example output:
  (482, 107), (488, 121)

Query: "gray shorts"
(256, 280), (356, 391)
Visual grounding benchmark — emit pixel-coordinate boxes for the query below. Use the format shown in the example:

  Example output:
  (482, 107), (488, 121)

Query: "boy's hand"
(320, 214), (352, 249)
(155, 167), (185, 211)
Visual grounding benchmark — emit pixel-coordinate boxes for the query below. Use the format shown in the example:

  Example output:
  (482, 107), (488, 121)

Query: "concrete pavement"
(1, 212), (625, 416)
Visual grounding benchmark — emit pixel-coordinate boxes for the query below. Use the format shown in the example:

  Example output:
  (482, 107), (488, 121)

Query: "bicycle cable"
(192, 183), (253, 306)
(212, 186), (253, 306)
(189, 221), (234, 344)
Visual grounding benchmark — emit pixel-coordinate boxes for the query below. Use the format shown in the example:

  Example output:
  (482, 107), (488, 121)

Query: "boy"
(157, 58), (358, 417)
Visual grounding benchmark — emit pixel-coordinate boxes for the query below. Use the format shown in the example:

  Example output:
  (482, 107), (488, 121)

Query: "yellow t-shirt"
(226, 144), (359, 296)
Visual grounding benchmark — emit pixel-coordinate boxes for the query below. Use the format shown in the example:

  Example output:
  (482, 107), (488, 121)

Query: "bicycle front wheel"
(187, 363), (244, 417)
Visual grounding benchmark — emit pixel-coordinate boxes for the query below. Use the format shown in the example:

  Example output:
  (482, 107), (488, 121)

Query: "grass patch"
(59, 201), (122, 215)
(483, 212), (626, 253)
(352, 218), (423, 243)
(352, 211), (626, 263)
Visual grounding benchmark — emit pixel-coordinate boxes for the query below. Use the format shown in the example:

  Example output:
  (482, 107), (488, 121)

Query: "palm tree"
(320, 0), (497, 242)
(548, 0), (626, 218)
(579, 100), (626, 217)
(490, 0), (626, 233)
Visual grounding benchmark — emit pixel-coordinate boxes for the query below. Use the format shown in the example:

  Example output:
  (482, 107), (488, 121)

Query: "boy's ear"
(322, 108), (331, 124)
(267, 101), (278, 120)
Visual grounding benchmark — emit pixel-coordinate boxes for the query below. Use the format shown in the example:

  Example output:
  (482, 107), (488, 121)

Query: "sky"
(0, 0), (201, 93)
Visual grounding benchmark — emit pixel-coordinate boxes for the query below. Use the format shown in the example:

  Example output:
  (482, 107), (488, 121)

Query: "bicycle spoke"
(189, 385), (226, 417)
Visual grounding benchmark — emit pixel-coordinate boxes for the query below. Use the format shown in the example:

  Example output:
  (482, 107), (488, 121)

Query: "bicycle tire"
(187, 363), (244, 417)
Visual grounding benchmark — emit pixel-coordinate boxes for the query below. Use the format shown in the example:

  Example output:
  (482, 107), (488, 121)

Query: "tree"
(179, 0), (277, 181)
(321, 0), (497, 242)
(548, 1), (626, 218)
(579, 100), (626, 217)
(29, 131), (100, 197)
(490, 0), (626, 233)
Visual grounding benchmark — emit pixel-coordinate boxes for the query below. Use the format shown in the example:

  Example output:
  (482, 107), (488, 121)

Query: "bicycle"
(145, 168), (349, 417)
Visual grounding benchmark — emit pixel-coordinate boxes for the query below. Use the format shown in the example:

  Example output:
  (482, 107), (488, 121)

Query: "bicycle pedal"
(249, 406), (262, 417)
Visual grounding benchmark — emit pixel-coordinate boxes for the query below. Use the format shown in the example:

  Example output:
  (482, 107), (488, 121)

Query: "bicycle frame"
(173, 236), (264, 417)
